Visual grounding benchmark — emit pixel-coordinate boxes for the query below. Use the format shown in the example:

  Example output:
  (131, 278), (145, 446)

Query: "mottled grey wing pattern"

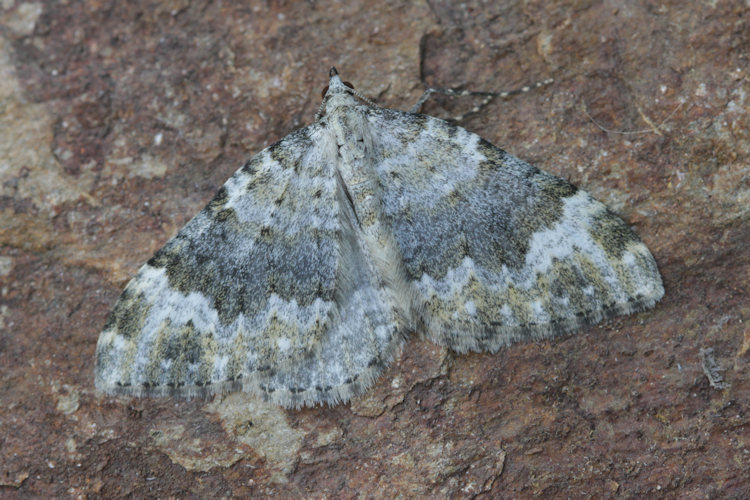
(366, 108), (664, 352)
(96, 68), (664, 408)
(95, 125), (404, 408)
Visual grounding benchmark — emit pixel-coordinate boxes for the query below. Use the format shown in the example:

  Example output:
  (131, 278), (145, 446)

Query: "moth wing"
(367, 109), (664, 352)
(95, 125), (403, 408)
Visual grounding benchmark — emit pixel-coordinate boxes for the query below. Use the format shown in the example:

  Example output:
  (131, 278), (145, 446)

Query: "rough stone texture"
(0, 0), (747, 497)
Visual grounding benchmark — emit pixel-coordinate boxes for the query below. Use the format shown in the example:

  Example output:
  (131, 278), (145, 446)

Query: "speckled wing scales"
(96, 68), (664, 409)
(367, 108), (664, 352)
(95, 125), (404, 408)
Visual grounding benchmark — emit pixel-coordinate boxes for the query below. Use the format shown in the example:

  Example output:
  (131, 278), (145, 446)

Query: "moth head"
(315, 68), (377, 121)
(321, 67), (355, 98)
(314, 67), (361, 120)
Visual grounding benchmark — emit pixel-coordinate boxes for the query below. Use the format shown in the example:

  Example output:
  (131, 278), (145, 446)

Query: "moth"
(95, 68), (663, 408)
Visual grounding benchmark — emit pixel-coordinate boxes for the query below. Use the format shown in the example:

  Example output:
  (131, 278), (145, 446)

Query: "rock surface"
(1, 0), (748, 497)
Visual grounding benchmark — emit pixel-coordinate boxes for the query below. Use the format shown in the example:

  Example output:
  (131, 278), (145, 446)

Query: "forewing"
(367, 108), (664, 352)
(95, 125), (402, 407)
